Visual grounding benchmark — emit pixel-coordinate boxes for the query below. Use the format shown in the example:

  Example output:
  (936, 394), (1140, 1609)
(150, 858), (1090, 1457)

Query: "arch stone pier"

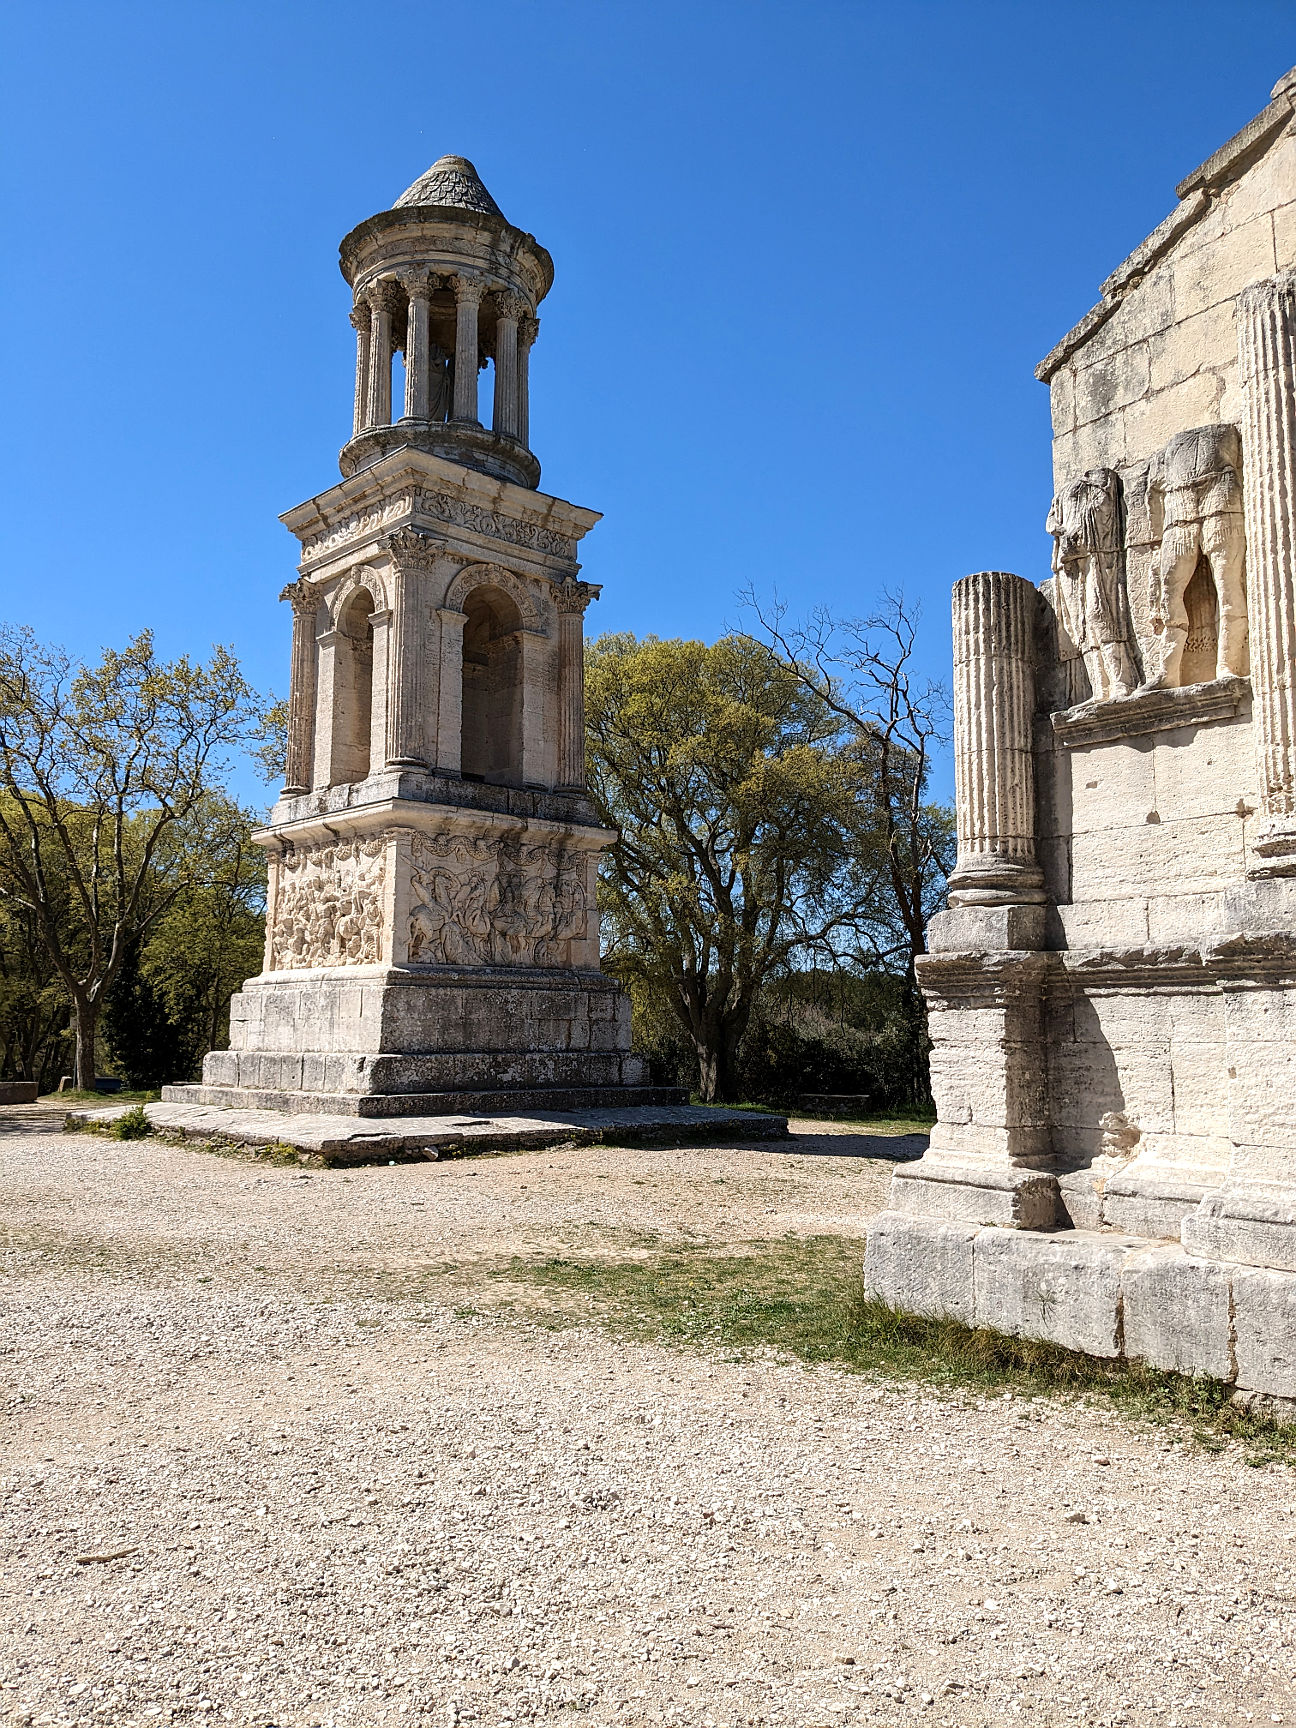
(169, 157), (680, 1117)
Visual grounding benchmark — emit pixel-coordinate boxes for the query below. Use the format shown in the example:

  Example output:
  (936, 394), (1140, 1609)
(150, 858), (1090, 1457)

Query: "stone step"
(162, 1081), (689, 1118)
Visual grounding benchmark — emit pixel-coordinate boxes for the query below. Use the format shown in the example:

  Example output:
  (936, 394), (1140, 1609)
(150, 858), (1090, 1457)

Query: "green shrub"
(109, 1104), (153, 1140)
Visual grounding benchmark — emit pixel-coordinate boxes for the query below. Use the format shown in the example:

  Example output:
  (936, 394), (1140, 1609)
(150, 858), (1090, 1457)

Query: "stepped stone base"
(163, 1079), (683, 1118)
(75, 1099), (789, 1164)
(863, 1208), (1296, 1416)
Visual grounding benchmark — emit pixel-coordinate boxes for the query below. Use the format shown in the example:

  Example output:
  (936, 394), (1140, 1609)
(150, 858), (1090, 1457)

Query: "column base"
(1249, 818), (1296, 878)
(946, 854), (1047, 907)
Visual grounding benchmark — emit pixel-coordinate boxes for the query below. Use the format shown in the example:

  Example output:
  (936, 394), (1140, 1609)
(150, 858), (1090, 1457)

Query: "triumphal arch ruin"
(867, 70), (1296, 1402)
(169, 156), (670, 1117)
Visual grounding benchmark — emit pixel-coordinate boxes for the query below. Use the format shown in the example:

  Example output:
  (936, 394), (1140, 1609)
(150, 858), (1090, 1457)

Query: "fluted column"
(350, 303), (372, 438)
(403, 279), (433, 420)
(381, 529), (438, 768)
(1239, 270), (1296, 875)
(492, 293), (524, 438)
(364, 281), (399, 430)
(947, 570), (1044, 906)
(452, 276), (482, 424)
(518, 314), (538, 448)
(280, 578), (319, 796)
(555, 579), (598, 790)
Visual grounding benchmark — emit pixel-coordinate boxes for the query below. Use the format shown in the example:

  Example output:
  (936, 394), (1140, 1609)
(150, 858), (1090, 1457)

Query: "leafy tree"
(0, 893), (73, 1086)
(585, 633), (885, 1102)
(0, 627), (263, 1089)
(101, 937), (192, 1090)
(739, 590), (956, 1101)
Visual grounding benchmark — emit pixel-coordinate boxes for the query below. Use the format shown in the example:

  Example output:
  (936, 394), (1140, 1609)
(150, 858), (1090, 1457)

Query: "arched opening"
(331, 587), (375, 784)
(1181, 554), (1219, 686)
(461, 585), (522, 783)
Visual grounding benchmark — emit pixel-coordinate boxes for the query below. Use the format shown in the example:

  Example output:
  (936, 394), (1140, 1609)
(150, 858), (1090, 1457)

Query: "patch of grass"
(108, 1104), (153, 1140)
(505, 1233), (1296, 1462)
(49, 1088), (160, 1106)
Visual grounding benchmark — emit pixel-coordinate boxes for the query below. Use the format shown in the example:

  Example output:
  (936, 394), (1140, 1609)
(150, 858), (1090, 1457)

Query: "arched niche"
(460, 584), (523, 783)
(444, 562), (545, 633)
(330, 585), (377, 784)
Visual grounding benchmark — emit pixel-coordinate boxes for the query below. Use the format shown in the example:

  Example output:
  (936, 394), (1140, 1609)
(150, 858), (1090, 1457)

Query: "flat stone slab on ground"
(68, 1099), (788, 1163)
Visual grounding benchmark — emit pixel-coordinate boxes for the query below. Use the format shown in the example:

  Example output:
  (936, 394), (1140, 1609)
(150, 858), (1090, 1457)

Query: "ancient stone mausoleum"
(167, 157), (671, 1117)
(866, 71), (1296, 1403)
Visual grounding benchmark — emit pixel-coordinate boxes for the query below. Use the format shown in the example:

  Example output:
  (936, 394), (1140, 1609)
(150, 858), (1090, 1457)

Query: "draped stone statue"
(1145, 423), (1248, 687)
(427, 343), (452, 423)
(1046, 467), (1137, 701)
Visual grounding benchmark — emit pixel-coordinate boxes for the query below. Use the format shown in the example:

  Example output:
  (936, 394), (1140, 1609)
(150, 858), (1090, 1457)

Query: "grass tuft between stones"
(504, 1233), (1296, 1465)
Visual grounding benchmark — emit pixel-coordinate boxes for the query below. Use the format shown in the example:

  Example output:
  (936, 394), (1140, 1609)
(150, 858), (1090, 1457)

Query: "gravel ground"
(3, 1114), (1296, 1728)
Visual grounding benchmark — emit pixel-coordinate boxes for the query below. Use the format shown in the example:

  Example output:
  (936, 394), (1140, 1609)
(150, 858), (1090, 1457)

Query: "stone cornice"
(1050, 675), (1250, 747)
(281, 449), (601, 568)
(1035, 78), (1296, 383)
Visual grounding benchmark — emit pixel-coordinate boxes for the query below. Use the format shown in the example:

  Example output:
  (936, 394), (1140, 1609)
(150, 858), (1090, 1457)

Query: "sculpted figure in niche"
(1145, 424), (1247, 687)
(1046, 468), (1137, 701)
(427, 344), (451, 423)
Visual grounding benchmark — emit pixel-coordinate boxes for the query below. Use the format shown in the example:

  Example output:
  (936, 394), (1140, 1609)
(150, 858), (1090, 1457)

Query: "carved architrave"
(297, 488), (577, 565)
(269, 837), (386, 970)
(407, 832), (589, 969)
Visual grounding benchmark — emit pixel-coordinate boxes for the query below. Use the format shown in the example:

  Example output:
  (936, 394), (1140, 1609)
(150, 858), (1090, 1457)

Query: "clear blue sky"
(3, 2), (1294, 804)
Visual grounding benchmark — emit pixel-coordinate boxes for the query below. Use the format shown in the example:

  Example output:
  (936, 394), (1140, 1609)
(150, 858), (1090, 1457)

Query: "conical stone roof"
(393, 155), (503, 219)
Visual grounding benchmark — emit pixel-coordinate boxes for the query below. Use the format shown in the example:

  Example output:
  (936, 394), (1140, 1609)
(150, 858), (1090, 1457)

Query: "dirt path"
(2, 1120), (1293, 1728)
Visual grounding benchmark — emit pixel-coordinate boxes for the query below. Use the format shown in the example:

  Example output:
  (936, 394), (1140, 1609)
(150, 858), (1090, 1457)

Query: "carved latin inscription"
(270, 837), (386, 969)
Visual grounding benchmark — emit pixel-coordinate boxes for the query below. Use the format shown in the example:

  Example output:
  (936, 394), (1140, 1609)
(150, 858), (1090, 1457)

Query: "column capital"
(1239, 268), (1296, 324)
(349, 301), (372, 334)
(400, 272), (435, 303)
(553, 578), (600, 616)
(383, 526), (442, 574)
(279, 576), (318, 617)
(493, 290), (527, 324)
(452, 273), (485, 305)
(363, 278), (404, 316)
(520, 313), (540, 347)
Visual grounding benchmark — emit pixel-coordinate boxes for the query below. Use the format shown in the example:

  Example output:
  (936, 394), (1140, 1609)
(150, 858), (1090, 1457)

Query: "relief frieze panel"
(269, 836), (386, 969)
(298, 486), (576, 564)
(407, 831), (588, 968)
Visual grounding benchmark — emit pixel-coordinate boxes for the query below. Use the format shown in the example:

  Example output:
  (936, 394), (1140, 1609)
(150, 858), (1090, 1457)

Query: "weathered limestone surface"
(170, 159), (682, 1123)
(867, 67), (1296, 1403)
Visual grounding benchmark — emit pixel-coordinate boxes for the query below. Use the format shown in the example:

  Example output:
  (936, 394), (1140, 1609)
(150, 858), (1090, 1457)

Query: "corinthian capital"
(383, 526), (442, 574)
(364, 278), (404, 316)
(553, 578), (600, 616)
(349, 301), (372, 334)
(493, 291), (528, 324)
(452, 273), (484, 305)
(520, 313), (540, 348)
(279, 576), (319, 617)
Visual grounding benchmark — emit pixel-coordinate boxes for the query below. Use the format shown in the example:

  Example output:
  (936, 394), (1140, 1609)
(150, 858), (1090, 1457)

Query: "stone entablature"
(865, 67), (1296, 1409)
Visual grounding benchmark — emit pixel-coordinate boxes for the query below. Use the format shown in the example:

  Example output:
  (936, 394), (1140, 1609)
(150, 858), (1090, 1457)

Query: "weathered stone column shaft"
(948, 569), (1043, 906)
(452, 278), (481, 424)
(350, 304), (371, 437)
(1239, 270), (1296, 872)
(281, 580), (318, 796)
(518, 315), (538, 448)
(555, 580), (597, 789)
(492, 294), (524, 439)
(365, 284), (396, 429)
(404, 284), (431, 421)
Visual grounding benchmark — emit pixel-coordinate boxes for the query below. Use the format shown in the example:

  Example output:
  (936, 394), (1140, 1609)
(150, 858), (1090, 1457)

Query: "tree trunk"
(73, 998), (97, 1092)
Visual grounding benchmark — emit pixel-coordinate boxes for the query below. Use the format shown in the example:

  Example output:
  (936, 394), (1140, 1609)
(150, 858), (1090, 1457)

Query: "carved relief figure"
(408, 834), (500, 965)
(1046, 467), (1137, 701)
(427, 344), (452, 423)
(270, 837), (386, 969)
(1145, 424), (1248, 687)
(407, 833), (590, 968)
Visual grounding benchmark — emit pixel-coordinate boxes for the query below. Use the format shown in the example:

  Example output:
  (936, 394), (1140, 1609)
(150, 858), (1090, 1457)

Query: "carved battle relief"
(407, 832), (588, 968)
(269, 837), (386, 969)
(1145, 424), (1248, 687)
(298, 487), (577, 565)
(1046, 468), (1138, 702)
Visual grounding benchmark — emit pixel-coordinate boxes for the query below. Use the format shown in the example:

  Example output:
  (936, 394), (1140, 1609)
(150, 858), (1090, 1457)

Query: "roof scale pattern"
(393, 155), (503, 218)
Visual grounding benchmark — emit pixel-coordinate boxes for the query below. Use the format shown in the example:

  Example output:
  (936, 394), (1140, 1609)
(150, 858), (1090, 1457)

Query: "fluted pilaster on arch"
(382, 527), (441, 768)
(1240, 270), (1296, 876)
(554, 579), (599, 790)
(947, 570), (1045, 907)
(280, 578), (320, 796)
